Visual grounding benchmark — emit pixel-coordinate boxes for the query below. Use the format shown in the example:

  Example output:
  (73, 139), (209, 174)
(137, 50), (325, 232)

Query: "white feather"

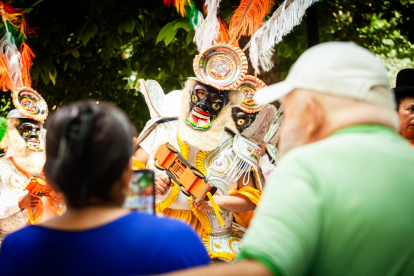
(0, 34), (23, 89)
(193, 0), (221, 52)
(193, 11), (206, 52)
(202, 0), (221, 51)
(249, 0), (319, 74)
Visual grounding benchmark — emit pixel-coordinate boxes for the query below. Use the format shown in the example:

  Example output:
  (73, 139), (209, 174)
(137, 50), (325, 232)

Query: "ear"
(303, 96), (325, 143)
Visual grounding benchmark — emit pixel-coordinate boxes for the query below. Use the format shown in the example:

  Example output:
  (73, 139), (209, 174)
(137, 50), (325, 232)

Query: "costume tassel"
(249, 0), (319, 73)
(206, 192), (225, 227)
(20, 42), (35, 87)
(228, 0), (270, 43)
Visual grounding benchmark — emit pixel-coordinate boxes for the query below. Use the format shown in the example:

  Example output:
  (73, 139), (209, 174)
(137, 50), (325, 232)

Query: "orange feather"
(0, 55), (14, 92)
(20, 43), (35, 87)
(228, 0), (270, 42)
(216, 18), (240, 48)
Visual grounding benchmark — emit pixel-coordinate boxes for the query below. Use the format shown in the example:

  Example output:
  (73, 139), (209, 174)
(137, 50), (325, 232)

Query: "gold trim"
(12, 87), (48, 122)
(176, 134), (190, 160)
(193, 43), (248, 91)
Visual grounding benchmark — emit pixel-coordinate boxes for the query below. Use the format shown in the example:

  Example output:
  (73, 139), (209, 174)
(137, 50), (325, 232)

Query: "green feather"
(1, 20), (25, 47)
(186, 0), (199, 29)
(0, 117), (7, 143)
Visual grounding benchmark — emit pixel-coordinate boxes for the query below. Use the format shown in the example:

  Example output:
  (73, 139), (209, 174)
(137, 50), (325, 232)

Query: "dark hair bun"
(44, 101), (135, 208)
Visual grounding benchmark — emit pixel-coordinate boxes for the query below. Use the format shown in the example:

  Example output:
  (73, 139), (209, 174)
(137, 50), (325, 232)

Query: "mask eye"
(211, 102), (221, 111)
(237, 118), (246, 126)
(191, 94), (198, 103)
(22, 131), (29, 137)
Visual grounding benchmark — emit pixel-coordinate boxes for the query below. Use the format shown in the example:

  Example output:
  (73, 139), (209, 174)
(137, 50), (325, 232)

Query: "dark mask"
(232, 107), (258, 133)
(186, 82), (229, 131)
(16, 119), (43, 152)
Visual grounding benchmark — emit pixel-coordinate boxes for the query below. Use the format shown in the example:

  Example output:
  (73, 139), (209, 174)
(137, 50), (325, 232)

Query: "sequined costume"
(0, 154), (31, 241)
(140, 119), (262, 261)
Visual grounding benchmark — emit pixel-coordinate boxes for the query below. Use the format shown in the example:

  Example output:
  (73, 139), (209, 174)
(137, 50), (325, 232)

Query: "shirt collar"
(331, 124), (395, 137)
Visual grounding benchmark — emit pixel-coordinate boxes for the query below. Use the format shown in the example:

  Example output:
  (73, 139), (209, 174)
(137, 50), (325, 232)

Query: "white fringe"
(194, 0), (221, 52)
(0, 34), (23, 89)
(227, 155), (253, 186)
(249, 0), (319, 74)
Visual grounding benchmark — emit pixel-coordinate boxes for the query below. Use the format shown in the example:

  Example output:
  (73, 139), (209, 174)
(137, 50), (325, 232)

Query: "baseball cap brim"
(254, 80), (294, 105)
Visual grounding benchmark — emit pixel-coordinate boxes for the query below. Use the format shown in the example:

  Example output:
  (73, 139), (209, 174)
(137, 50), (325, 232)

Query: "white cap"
(254, 42), (395, 110)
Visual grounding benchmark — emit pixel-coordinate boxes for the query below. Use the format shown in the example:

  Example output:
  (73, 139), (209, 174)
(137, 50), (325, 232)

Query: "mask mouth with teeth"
(186, 82), (229, 131)
(17, 119), (44, 152)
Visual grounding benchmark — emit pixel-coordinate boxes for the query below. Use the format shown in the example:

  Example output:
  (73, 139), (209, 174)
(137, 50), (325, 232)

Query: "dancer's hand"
(191, 199), (213, 212)
(154, 175), (174, 196)
(18, 194), (40, 209)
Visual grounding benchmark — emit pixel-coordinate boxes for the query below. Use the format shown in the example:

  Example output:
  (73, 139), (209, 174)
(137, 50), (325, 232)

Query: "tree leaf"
(48, 71), (56, 86)
(64, 61), (69, 72)
(164, 28), (178, 46)
(174, 19), (191, 32)
(186, 29), (194, 45)
(82, 23), (98, 45)
(24, 0), (43, 14)
(118, 15), (136, 34)
(156, 22), (173, 44)
(71, 50), (80, 58)
(41, 70), (50, 85)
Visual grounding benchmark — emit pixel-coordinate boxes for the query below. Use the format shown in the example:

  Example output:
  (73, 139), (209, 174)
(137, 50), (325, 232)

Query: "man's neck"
(321, 106), (399, 139)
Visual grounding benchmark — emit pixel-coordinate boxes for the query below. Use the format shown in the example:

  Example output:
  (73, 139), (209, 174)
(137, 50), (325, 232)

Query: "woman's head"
(44, 101), (136, 208)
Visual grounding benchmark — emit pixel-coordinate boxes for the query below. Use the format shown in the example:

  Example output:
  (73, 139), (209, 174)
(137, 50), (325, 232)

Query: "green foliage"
(275, 0), (414, 84)
(7, 0), (197, 131)
(0, 117), (7, 144)
(0, 0), (412, 131)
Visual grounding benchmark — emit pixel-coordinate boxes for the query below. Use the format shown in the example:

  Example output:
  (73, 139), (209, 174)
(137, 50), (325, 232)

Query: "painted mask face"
(16, 119), (43, 152)
(186, 83), (229, 130)
(232, 107), (258, 133)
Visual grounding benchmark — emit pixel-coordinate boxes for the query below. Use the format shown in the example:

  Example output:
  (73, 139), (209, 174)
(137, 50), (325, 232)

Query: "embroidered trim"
(176, 134), (190, 160)
(155, 184), (180, 213)
(188, 196), (212, 235)
(202, 233), (237, 261)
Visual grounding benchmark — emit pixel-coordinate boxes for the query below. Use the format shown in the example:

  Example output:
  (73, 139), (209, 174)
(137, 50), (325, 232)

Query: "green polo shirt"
(238, 125), (414, 276)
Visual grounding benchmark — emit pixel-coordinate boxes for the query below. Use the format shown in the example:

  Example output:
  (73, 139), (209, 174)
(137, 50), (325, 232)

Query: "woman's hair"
(44, 101), (136, 208)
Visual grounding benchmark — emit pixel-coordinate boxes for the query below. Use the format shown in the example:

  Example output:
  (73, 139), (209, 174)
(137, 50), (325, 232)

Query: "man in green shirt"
(165, 42), (414, 276)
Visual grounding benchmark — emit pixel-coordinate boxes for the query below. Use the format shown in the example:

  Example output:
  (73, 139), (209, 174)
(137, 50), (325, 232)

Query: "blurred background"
(1, 0), (413, 130)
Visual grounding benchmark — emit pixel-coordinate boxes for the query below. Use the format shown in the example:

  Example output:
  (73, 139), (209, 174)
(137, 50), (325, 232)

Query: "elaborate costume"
(233, 75), (283, 177)
(139, 0), (317, 261)
(136, 42), (272, 261)
(0, 3), (63, 243)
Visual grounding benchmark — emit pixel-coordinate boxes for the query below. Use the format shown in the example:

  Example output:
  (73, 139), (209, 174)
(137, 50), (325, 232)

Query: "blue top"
(0, 212), (210, 276)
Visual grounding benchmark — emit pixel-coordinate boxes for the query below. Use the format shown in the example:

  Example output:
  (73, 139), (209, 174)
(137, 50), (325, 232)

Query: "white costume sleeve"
(139, 122), (157, 157)
(260, 154), (275, 182)
(0, 189), (26, 218)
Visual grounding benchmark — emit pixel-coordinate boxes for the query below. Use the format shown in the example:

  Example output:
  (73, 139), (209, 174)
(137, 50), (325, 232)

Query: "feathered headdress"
(0, 2), (35, 92)
(0, 2), (48, 122)
(162, 0), (319, 74)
